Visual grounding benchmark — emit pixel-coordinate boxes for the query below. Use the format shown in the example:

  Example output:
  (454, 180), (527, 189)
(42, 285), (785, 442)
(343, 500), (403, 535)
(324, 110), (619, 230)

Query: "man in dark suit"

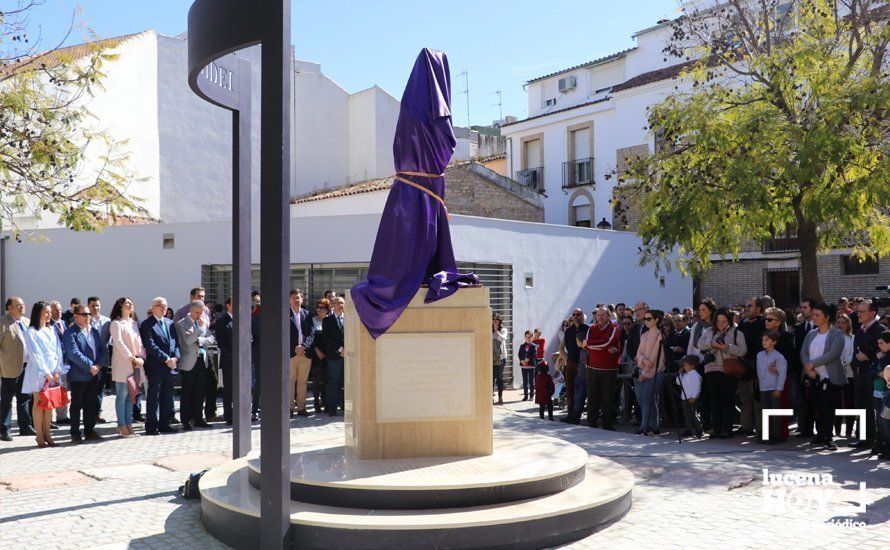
(49, 301), (70, 426)
(851, 299), (883, 448)
(214, 298), (235, 425)
(289, 289), (313, 417)
(322, 297), (345, 416)
(63, 304), (108, 443)
(61, 297), (80, 327)
(792, 299), (816, 437)
(140, 297), (180, 435)
(250, 308), (261, 421)
(738, 296), (767, 435)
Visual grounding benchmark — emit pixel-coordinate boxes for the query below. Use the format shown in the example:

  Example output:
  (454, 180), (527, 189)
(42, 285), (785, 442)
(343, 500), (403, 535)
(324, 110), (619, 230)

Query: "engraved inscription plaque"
(376, 332), (475, 423)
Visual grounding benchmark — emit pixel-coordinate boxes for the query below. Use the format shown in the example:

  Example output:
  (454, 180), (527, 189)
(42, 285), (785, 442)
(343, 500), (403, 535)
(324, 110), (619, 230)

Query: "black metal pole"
(232, 70), (252, 458)
(259, 0), (291, 546)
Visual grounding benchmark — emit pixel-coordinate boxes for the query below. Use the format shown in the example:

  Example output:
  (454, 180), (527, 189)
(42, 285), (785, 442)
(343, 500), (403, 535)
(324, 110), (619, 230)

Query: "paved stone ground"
(0, 389), (887, 549)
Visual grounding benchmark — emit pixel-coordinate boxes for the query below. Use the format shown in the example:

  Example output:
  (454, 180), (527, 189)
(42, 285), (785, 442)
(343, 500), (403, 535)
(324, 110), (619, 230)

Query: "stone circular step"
(199, 449), (633, 549)
(245, 430), (589, 509)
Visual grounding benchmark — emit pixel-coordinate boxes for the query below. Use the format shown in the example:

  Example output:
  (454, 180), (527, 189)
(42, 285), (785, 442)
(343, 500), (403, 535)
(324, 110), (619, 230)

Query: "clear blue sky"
(28, 0), (679, 126)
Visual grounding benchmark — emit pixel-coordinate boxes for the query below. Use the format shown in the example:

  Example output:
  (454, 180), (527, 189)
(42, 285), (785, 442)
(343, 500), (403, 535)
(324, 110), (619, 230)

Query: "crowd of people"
(0, 286), (347, 447)
(503, 296), (890, 459)
(3, 284), (889, 462)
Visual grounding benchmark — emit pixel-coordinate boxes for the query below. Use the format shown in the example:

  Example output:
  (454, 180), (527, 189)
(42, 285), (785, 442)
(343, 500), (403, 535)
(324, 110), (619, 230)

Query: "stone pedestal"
(344, 286), (493, 460)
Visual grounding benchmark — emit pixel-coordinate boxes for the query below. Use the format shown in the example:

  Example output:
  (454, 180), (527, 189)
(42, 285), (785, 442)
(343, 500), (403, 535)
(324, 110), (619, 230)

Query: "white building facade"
(501, 22), (682, 228)
(11, 31), (402, 229)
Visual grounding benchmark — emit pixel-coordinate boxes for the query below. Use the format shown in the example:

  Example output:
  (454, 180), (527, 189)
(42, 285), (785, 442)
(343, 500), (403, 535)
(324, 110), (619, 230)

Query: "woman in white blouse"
(22, 301), (66, 448)
(835, 313), (855, 440)
(109, 297), (144, 437)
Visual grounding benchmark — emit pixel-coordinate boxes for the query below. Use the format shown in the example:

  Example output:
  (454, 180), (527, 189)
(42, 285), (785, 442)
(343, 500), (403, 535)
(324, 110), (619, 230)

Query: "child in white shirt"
(676, 355), (703, 438)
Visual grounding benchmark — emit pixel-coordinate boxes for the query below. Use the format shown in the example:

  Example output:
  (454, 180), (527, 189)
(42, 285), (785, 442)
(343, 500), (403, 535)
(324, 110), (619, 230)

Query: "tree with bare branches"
(619, 0), (889, 302)
(0, 0), (147, 238)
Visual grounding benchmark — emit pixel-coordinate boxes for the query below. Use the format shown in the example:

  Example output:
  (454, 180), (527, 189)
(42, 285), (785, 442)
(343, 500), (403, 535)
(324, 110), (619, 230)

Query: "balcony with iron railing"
(515, 167), (545, 194)
(562, 157), (593, 189)
(762, 226), (799, 253)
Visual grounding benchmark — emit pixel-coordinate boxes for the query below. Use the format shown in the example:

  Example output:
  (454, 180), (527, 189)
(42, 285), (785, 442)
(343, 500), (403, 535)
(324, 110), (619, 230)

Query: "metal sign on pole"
(188, 51), (253, 460)
(186, 1), (291, 547)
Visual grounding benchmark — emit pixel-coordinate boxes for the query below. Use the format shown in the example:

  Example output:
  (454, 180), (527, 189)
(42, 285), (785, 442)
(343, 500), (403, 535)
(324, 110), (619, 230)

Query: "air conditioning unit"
(558, 75), (577, 93)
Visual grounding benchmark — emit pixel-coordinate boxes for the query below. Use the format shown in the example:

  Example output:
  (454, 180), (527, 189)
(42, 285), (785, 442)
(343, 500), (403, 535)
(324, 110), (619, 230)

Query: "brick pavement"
(0, 390), (887, 549)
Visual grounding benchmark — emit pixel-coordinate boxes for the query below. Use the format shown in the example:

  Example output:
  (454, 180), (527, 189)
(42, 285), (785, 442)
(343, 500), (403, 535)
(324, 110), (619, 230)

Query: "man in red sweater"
(582, 307), (622, 430)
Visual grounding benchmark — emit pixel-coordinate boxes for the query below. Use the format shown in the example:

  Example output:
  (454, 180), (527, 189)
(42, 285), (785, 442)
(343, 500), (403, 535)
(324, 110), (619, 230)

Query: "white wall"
(293, 60), (350, 194)
(347, 86), (399, 185)
(291, 190), (389, 219)
(3, 214), (691, 381)
(155, 35), (264, 223)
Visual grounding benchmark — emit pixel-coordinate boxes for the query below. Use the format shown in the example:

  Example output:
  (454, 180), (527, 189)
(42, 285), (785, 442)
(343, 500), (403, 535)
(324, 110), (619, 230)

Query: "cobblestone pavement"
(1, 390), (887, 549)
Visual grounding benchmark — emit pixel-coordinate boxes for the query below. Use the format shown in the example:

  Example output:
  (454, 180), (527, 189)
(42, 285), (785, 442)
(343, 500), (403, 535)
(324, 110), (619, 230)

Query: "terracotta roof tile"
(499, 96), (611, 128)
(290, 161), (491, 204)
(611, 59), (696, 93)
(0, 33), (142, 77)
(291, 176), (393, 204)
(527, 48), (635, 83)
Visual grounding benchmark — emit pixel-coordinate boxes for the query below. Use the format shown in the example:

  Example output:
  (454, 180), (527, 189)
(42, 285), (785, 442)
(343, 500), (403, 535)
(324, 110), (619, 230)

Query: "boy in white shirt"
(757, 330), (788, 443)
(676, 355), (703, 438)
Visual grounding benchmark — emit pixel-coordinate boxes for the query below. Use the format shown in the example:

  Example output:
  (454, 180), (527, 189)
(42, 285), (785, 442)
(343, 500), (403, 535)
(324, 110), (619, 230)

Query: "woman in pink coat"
(109, 297), (144, 437)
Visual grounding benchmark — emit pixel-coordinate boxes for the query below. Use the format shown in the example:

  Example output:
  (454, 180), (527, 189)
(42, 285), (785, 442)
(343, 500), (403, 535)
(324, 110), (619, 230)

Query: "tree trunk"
(796, 217), (823, 303)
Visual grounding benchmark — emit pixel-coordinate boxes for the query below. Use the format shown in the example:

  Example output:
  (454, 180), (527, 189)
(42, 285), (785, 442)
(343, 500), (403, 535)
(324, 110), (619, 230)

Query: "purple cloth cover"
(350, 48), (479, 339)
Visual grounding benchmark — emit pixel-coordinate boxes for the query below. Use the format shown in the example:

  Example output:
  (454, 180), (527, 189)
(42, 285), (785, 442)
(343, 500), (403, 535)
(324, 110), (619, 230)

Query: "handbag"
(721, 330), (746, 378)
(37, 381), (69, 411)
(127, 374), (140, 401)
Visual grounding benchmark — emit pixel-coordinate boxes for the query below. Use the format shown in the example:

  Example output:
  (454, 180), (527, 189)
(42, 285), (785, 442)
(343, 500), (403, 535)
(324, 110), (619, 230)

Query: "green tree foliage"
(0, 1), (148, 237)
(619, 0), (889, 302)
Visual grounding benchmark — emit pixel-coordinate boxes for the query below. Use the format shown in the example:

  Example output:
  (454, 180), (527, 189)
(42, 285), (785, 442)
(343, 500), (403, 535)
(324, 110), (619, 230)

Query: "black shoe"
(850, 440), (872, 449)
(133, 413), (144, 423)
(50, 423), (59, 430)
(522, 396), (528, 401)
(635, 429), (645, 435)
(145, 429), (159, 436)
(96, 417), (107, 424)
(695, 430), (704, 439)
(0, 433), (12, 442)
(650, 429), (662, 435)
(297, 410), (310, 417)
(194, 421), (211, 428)
(680, 429), (693, 438)
(824, 441), (838, 451)
(57, 418), (71, 425)
(169, 416), (180, 424)
(159, 426), (179, 434)
(225, 420), (233, 426)
(181, 422), (193, 431)
(85, 431), (104, 442)
(708, 433), (721, 440)
(809, 437), (824, 446)
(19, 426), (36, 436)
(878, 452), (890, 460)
